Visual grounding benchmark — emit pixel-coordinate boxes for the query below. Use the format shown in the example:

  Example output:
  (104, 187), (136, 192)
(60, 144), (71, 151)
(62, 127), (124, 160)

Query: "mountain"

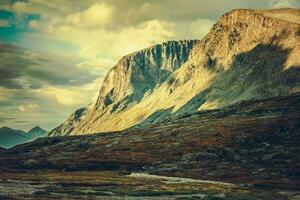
(2, 93), (300, 199)
(2, 93), (300, 188)
(50, 8), (300, 136)
(49, 40), (198, 136)
(0, 127), (28, 148)
(0, 126), (47, 148)
(48, 107), (88, 136)
(26, 126), (47, 139)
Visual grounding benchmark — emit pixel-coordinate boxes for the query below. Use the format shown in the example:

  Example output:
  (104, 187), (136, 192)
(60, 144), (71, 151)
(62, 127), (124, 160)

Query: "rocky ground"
(0, 93), (299, 199)
(0, 171), (299, 200)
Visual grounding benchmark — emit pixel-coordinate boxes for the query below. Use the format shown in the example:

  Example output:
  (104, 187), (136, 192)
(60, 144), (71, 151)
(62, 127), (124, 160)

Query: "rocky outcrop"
(49, 40), (198, 136)
(51, 8), (300, 135)
(94, 40), (198, 113)
(48, 107), (88, 136)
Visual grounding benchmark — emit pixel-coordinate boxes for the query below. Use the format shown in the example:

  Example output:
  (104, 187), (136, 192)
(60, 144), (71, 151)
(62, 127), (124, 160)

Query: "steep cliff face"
(94, 40), (198, 113)
(50, 8), (300, 135)
(49, 40), (198, 136)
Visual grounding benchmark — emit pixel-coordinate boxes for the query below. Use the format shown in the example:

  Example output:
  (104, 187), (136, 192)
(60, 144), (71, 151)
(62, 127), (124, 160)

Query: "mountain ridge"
(0, 126), (27, 148)
(49, 40), (199, 136)
(50, 8), (300, 136)
(26, 126), (47, 139)
(0, 126), (47, 148)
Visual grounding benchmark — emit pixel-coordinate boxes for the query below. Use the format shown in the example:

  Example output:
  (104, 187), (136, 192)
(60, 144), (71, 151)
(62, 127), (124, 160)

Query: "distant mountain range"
(26, 126), (48, 139)
(50, 8), (300, 136)
(0, 126), (47, 148)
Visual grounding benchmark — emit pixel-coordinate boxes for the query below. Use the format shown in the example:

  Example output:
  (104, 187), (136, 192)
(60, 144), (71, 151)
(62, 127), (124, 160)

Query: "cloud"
(28, 19), (38, 29)
(11, 0), (70, 17)
(269, 0), (299, 8)
(0, 116), (15, 123)
(187, 19), (216, 39)
(33, 78), (103, 106)
(31, 18), (175, 61)
(0, 42), (97, 89)
(0, 77), (102, 130)
(66, 3), (115, 28)
(0, 87), (16, 101)
(18, 103), (39, 112)
(34, 86), (86, 106)
(78, 58), (115, 75)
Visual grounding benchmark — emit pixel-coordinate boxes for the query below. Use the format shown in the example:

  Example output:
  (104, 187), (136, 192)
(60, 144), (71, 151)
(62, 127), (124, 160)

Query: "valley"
(0, 93), (299, 199)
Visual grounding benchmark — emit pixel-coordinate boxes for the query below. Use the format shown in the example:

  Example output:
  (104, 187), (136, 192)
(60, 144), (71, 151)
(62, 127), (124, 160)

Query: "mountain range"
(49, 8), (300, 136)
(0, 126), (47, 148)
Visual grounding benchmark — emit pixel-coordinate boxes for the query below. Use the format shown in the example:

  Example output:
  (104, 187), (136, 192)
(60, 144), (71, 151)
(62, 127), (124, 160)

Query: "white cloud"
(269, 0), (298, 8)
(33, 78), (103, 106)
(78, 58), (115, 74)
(0, 87), (16, 102)
(34, 86), (87, 106)
(31, 17), (175, 67)
(66, 3), (115, 28)
(18, 103), (39, 112)
(188, 19), (216, 39)
(28, 20), (39, 29)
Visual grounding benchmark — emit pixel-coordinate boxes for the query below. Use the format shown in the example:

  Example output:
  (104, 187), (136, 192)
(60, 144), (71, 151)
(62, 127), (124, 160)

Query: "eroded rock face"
(49, 107), (88, 136)
(94, 40), (198, 113)
(49, 40), (198, 136)
(51, 8), (300, 135)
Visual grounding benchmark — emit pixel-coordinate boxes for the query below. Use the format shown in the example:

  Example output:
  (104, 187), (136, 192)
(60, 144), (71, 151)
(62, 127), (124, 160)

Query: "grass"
(0, 170), (295, 199)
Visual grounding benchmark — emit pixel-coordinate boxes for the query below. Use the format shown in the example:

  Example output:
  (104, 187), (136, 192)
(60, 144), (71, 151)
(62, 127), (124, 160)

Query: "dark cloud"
(0, 42), (97, 89)
(99, 0), (300, 27)
(5, 0), (299, 31)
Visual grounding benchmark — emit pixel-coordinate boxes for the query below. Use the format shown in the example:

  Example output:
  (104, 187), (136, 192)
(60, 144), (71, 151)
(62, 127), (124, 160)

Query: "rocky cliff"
(49, 107), (88, 136)
(49, 40), (198, 136)
(50, 8), (300, 136)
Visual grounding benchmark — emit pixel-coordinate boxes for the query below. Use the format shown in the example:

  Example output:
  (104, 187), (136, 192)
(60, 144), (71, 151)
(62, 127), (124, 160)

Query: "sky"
(0, 0), (299, 131)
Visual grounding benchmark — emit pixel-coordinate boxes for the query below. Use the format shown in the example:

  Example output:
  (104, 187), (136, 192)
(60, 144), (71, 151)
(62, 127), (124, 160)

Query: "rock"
(48, 107), (88, 136)
(51, 8), (300, 135)
(22, 159), (40, 168)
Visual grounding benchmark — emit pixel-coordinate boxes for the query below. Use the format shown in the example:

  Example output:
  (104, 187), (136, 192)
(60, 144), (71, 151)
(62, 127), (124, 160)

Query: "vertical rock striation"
(49, 40), (198, 136)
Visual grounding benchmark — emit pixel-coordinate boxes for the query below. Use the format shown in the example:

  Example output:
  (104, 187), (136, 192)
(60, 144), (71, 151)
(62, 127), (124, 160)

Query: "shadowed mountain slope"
(0, 126), (48, 149)
(26, 126), (47, 139)
(0, 127), (28, 148)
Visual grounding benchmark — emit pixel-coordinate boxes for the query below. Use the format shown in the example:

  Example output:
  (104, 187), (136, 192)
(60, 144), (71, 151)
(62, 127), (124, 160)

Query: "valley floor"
(0, 171), (299, 200)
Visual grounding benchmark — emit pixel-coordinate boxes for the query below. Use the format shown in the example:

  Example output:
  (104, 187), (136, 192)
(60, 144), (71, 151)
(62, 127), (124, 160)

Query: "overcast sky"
(0, 0), (299, 131)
